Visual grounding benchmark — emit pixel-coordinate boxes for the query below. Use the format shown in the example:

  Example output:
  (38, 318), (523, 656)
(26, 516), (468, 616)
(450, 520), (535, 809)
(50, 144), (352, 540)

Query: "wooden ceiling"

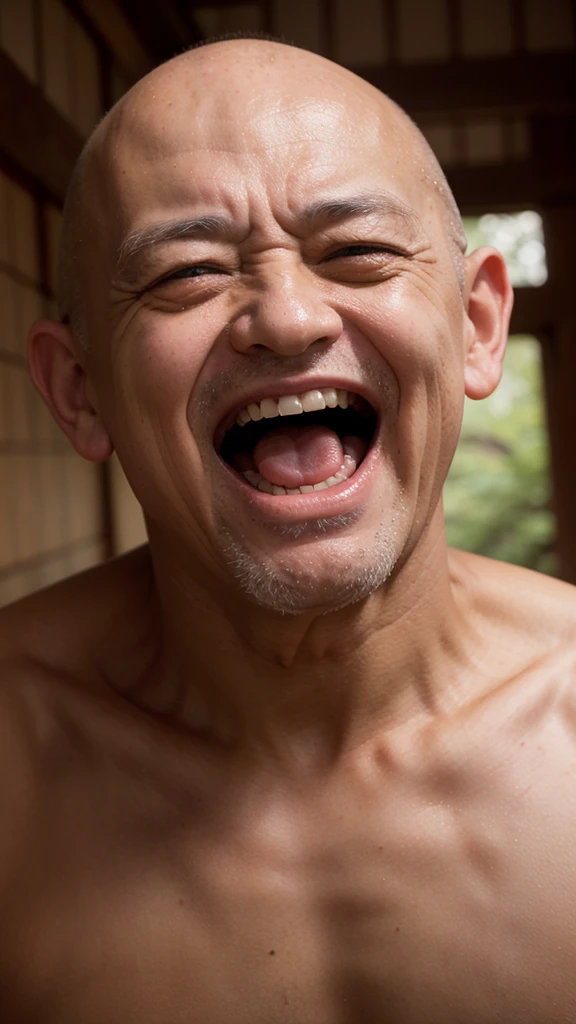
(114, 0), (576, 212)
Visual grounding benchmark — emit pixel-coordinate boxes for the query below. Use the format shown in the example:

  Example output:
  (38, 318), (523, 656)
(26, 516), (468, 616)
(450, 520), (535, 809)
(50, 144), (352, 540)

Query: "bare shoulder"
(0, 545), (157, 827)
(0, 544), (152, 663)
(451, 548), (576, 644)
(449, 549), (576, 725)
(0, 545), (156, 710)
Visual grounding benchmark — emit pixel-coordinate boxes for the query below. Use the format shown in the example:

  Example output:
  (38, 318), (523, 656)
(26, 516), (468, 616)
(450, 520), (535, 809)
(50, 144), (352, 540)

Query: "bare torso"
(1, 548), (576, 1023)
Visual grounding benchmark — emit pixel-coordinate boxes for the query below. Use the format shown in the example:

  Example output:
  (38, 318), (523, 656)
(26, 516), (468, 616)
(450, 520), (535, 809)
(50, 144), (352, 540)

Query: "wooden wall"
(0, 0), (147, 607)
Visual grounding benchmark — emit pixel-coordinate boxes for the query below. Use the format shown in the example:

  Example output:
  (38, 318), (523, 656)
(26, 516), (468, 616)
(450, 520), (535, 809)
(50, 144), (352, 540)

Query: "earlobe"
(28, 319), (113, 462)
(463, 247), (514, 401)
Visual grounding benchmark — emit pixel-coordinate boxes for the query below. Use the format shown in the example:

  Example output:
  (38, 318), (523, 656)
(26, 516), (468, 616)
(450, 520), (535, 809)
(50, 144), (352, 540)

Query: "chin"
(217, 519), (404, 615)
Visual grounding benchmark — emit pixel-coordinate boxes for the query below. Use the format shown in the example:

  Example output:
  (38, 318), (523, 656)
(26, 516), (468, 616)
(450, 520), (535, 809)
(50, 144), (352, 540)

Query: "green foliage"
(444, 337), (556, 574)
(462, 212), (547, 287)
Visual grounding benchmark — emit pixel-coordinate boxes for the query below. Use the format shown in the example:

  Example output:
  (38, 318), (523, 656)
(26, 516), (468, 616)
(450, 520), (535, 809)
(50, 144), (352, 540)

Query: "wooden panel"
(0, 358), (11, 439)
(1, 455), (20, 564)
(509, 285), (554, 336)
(69, 18), (102, 137)
(66, 536), (104, 573)
(0, 570), (28, 606)
(0, 50), (83, 203)
(0, 161), (107, 605)
(76, 0), (150, 83)
(28, 458), (44, 567)
(33, 549), (70, 588)
(39, 0), (71, 120)
(421, 121), (456, 165)
(541, 321), (576, 584)
(508, 118), (530, 160)
(397, 0), (450, 64)
(195, 4), (263, 33)
(6, 179), (38, 280)
(447, 158), (576, 214)
(0, 169), (8, 262)
(110, 64), (131, 103)
(273, 0), (323, 54)
(0, 544), (96, 606)
(524, 0), (575, 52)
(192, 6), (220, 36)
(464, 120), (504, 165)
(67, 456), (102, 542)
(14, 282), (45, 356)
(38, 453), (68, 550)
(460, 0), (513, 57)
(45, 202), (62, 295)
(11, 456), (36, 560)
(0, 271), (19, 352)
(0, 535), (105, 606)
(3, 364), (32, 441)
(109, 453), (147, 553)
(116, 0), (200, 63)
(0, 0), (36, 81)
(0, 456), (13, 567)
(334, 0), (386, 66)
(358, 52), (575, 117)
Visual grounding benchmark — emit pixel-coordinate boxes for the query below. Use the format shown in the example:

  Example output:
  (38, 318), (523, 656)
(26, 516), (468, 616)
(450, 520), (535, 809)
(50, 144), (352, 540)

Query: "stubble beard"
(217, 502), (408, 615)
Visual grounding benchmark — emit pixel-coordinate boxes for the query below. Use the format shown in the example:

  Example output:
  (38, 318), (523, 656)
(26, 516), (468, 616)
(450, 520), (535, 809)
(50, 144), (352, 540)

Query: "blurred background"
(0, 0), (574, 606)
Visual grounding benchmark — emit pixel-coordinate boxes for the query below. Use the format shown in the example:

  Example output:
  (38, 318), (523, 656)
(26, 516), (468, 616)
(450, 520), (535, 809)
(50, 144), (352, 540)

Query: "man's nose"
(228, 264), (343, 356)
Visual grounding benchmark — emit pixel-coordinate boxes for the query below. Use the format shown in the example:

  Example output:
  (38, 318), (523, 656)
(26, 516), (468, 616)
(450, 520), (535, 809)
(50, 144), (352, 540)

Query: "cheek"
(101, 314), (222, 513)
(361, 277), (461, 366)
(348, 283), (465, 489)
(347, 284), (463, 417)
(111, 312), (217, 426)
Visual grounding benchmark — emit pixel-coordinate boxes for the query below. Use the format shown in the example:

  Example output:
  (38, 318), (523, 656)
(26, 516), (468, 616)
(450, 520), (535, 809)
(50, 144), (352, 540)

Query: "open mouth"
(216, 387), (378, 496)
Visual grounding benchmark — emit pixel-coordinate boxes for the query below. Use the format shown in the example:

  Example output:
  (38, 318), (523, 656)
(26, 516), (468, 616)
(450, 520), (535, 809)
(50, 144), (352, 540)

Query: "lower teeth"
(243, 455), (357, 495)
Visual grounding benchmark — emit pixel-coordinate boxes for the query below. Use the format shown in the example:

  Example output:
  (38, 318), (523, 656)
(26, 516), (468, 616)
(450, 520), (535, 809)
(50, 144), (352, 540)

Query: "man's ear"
(28, 320), (113, 462)
(463, 247), (514, 401)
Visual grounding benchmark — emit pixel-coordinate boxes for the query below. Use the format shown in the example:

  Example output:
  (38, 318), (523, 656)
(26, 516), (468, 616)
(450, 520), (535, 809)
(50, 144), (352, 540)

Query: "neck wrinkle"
(133, 527), (476, 773)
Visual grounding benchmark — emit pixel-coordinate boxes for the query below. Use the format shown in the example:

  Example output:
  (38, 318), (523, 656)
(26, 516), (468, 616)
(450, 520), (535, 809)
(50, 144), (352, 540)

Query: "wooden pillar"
(539, 205), (576, 584)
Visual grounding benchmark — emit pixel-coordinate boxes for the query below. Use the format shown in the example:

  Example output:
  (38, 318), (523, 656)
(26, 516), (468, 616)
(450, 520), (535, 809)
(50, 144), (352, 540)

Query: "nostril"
(229, 290), (342, 354)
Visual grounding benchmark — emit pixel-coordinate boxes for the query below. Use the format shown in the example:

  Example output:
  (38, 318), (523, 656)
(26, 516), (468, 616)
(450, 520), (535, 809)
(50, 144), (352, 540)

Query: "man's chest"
(2, 738), (576, 1023)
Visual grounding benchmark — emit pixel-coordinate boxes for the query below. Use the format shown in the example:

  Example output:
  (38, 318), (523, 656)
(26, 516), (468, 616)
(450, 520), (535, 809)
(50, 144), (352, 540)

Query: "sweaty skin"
(2, 39), (576, 1023)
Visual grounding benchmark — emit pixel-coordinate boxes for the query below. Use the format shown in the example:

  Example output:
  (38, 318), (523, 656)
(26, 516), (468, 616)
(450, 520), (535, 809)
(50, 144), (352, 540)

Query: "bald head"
(59, 38), (466, 348)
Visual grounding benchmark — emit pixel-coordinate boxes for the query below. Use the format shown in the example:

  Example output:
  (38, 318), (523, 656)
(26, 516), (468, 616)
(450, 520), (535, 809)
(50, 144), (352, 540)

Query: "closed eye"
(158, 264), (229, 284)
(323, 244), (406, 261)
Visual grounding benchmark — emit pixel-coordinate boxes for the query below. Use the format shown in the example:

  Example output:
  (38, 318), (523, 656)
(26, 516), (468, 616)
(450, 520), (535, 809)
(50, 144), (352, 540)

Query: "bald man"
(1, 37), (576, 1023)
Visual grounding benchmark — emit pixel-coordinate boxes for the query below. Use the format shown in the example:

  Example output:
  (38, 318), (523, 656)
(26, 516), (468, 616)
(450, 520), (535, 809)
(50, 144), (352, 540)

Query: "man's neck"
(120, 526), (481, 775)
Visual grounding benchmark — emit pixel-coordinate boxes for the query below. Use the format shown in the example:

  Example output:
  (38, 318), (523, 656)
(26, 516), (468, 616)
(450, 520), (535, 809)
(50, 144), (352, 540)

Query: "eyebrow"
(301, 190), (422, 230)
(116, 214), (234, 274)
(115, 190), (423, 280)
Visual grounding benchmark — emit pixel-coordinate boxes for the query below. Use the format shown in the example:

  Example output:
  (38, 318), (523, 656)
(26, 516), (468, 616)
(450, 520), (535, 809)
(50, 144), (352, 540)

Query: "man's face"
(86, 47), (468, 613)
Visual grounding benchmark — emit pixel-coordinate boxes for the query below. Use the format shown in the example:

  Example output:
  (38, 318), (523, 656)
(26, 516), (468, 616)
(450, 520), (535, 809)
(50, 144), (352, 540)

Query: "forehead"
(95, 48), (434, 242)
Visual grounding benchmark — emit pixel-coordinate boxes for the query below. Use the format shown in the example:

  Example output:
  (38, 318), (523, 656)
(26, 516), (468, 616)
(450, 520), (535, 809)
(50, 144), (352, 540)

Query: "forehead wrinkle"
(115, 214), (234, 279)
(118, 190), (424, 275)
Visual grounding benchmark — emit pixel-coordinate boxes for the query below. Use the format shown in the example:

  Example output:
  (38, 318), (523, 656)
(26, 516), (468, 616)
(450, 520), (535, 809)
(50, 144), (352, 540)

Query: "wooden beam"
(447, 157), (576, 213)
(0, 52), (83, 203)
(187, 0), (265, 6)
(357, 52), (576, 117)
(509, 286), (555, 337)
(538, 204), (576, 585)
(116, 0), (201, 63)
(541, 320), (576, 585)
(75, 0), (153, 82)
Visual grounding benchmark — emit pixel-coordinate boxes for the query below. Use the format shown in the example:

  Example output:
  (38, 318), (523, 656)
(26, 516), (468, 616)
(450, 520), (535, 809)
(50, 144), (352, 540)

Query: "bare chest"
(2, 738), (576, 1024)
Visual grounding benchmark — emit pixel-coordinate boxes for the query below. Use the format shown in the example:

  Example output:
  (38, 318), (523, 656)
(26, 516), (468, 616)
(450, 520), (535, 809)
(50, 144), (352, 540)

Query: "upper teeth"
(236, 387), (350, 426)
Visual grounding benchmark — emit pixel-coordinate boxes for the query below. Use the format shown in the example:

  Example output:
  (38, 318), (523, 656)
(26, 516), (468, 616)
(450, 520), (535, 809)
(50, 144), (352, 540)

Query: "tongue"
(253, 425), (344, 488)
